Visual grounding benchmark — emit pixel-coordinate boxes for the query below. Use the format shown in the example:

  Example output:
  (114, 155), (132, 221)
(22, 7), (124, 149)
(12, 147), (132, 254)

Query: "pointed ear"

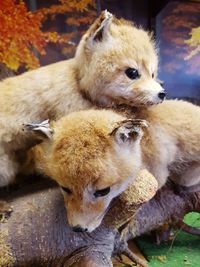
(110, 119), (148, 144)
(23, 120), (54, 140)
(86, 10), (113, 45)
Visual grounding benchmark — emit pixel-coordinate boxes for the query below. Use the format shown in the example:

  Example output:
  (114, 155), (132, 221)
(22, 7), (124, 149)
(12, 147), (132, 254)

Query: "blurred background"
(0, 0), (199, 100)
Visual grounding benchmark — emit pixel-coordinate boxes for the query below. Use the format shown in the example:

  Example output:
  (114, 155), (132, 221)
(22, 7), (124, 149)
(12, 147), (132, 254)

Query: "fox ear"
(23, 120), (54, 140)
(86, 10), (113, 44)
(110, 119), (148, 144)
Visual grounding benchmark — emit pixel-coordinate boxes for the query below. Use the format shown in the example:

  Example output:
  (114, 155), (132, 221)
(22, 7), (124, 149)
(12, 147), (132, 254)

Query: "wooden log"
(1, 172), (200, 267)
(0, 170), (157, 267)
(128, 182), (200, 240)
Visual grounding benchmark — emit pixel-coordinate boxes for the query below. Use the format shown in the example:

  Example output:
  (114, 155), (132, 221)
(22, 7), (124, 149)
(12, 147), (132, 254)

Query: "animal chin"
(87, 205), (111, 232)
(87, 219), (102, 232)
(153, 99), (164, 105)
(143, 98), (164, 106)
(145, 101), (157, 106)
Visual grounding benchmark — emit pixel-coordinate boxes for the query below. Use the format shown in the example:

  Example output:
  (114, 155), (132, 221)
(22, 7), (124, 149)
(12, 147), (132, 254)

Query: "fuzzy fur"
(0, 11), (164, 187)
(25, 109), (145, 232)
(26, 100), (200, 231)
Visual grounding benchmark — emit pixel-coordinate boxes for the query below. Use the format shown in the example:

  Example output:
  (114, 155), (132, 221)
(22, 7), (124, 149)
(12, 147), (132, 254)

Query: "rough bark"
(1, 174), (200, 267)
(0, 170), (157, 267)
(128, 181), (200, 240)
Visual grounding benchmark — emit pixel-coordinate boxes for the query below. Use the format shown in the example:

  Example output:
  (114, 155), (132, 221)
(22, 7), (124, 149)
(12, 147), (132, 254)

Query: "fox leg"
(0, 152), (19, 187)
(0, 120), (53, 187)
(179, 164), (200, 187)
(171, 164), (200, 194)
(153, 166), (169, 189)
(0, 152), (18, 216)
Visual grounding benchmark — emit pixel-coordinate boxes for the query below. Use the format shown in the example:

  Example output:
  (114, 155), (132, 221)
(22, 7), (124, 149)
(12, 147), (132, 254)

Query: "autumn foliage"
(186, 26), (200, 60)
(0, 0), (95, 71)
(160, 2), (200, 74)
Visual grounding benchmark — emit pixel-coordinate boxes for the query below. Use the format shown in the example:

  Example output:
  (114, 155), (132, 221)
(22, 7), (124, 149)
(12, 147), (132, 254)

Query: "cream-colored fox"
(24, 100), (200, 232)
(0, 11), (164, 187)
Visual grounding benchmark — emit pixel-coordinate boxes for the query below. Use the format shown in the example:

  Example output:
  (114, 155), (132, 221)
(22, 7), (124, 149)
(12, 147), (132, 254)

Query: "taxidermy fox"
(23, 110), (147, 232)
(0, 10), (165, 187)
(25, 99), (200, 232)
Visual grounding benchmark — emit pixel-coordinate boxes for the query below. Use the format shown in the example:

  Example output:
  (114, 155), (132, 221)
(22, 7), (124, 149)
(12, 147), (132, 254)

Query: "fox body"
(0, 11), (164, 187)
(26, 100), (200, 232)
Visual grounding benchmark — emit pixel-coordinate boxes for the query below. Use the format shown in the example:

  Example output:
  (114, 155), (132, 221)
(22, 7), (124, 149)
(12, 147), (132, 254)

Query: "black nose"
(158, 91), (166, 100)
(72, 225), (88, 233)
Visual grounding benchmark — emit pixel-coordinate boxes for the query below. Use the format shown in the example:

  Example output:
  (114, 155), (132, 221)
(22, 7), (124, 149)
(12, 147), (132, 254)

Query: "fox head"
(26, 110), (147, 232)
(75, 11), (165, 108)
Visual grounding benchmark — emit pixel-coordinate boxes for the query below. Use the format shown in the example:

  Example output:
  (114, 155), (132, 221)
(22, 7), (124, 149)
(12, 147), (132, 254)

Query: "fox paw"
(23, 119), (54, 139)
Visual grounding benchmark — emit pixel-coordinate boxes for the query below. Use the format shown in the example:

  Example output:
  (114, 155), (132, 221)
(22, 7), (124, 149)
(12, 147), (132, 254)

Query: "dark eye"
(125, 68), (140, 80)
(61, 186), (72, 195)
(94, 187), (110, 198)
(152, 73), (155, 78)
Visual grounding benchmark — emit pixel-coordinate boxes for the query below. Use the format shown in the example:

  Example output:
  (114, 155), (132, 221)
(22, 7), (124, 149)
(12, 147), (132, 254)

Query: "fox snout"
(153, 79), (166, 102)
(72, 225), (88, 233)
(66, 203), (106, 233)
(68, 214), (103, 233)
(142, 80), (166, 105)
(158, 91), (166, 101)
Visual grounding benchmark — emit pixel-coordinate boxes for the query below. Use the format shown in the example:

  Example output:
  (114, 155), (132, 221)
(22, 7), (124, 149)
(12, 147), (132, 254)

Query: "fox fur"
(0, 11), (164, 187)
(25, 100), (200, 232)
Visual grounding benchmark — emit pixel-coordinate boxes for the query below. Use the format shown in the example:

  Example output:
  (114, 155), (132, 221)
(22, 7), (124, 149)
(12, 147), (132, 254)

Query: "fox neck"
(49, 60), (93, 120)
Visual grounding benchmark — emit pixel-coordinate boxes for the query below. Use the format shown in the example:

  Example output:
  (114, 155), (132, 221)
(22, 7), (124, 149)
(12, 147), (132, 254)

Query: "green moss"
(137, 212), (200, 267)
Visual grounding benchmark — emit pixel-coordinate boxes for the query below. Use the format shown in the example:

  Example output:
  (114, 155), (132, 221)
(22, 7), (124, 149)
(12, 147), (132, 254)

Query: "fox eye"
(152, 73), (155, 78)
(61, 186), (72, 195)
(94, 187), (110, 198)
(125, 68), (140, 80)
